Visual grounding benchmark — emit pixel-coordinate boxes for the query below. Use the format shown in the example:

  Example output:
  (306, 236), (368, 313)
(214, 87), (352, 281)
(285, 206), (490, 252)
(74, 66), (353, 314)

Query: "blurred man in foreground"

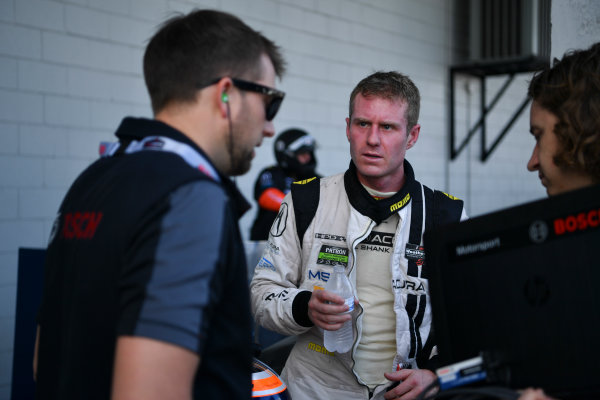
(34, 9), (285, 400)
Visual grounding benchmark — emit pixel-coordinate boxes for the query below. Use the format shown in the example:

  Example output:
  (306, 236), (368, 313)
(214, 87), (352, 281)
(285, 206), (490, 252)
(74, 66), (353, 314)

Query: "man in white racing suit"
(250, 71), (467, 400)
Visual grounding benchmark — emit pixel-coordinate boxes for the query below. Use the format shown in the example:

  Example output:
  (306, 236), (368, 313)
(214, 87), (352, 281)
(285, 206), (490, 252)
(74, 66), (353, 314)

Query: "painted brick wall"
(0, 0), (596, 397)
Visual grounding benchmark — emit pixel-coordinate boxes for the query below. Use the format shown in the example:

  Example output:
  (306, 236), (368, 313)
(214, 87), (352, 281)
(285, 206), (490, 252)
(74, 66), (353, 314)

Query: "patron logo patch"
(316, 245), (349, 266)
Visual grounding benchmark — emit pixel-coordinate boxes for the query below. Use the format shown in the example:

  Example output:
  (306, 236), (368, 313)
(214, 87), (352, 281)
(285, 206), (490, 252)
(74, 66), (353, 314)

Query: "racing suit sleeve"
(250, 192), (315, 336)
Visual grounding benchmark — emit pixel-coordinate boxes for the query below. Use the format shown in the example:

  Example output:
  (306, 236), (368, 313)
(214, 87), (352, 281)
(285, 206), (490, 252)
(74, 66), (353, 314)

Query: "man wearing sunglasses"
(34, 9), (285, 400)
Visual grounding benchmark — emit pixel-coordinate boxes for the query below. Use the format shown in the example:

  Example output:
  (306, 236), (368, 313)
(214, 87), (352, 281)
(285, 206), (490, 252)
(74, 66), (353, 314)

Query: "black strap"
(406, 183), (425, 359)
(114, 139), (131, 156)
(290, 177), (320, 248)
(417, 186), (464, 369)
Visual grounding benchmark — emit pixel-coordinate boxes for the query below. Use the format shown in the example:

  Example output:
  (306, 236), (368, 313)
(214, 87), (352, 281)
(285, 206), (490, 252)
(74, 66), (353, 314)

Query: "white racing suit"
(250, 161), (466, 399)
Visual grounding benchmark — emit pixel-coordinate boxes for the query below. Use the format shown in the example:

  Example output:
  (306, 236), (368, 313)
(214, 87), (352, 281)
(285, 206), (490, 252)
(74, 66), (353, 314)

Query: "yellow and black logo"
(390, 193), (411, 212)
(293, 176), (317, 185)
(441, 191), (460, 201)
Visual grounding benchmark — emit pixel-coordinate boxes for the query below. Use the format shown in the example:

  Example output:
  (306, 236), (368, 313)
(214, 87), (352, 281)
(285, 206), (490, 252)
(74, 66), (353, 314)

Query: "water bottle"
(323, 265), (354, 353)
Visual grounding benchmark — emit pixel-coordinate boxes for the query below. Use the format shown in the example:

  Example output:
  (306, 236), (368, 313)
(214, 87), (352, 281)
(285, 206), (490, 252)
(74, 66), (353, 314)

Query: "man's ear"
(215, 77), (233, 118)
(406, 124), (420, 149)
(345, 117), (351, 142)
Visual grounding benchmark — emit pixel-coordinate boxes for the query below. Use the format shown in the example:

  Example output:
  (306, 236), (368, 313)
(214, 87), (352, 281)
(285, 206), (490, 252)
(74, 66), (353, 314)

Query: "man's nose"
(366, 126), (380, 145)
(527, 146), (538, 171)
(263, 120), (275, 138)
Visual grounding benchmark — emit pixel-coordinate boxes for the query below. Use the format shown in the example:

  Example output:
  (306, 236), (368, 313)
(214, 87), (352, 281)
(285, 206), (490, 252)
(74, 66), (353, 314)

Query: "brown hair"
(348, 71), (420, 131)
(528, 42), (600, 182)
(144, 9), (286, 114)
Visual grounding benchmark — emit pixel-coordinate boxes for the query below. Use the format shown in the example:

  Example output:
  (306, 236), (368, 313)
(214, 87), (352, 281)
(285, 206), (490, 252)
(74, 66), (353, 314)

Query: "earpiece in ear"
(221, 92), (229, 103)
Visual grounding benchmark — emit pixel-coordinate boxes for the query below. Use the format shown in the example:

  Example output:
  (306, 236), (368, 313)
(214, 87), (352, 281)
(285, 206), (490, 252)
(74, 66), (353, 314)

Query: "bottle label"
(344, 297), (354, 312)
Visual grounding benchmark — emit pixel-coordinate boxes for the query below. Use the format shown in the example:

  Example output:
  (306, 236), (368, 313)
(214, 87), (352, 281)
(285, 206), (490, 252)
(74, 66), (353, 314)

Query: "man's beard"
(229, 146), (253, 176)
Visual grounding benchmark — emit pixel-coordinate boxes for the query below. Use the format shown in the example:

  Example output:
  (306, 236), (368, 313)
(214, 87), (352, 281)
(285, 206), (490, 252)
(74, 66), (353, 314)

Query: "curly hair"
(528, 42), (600, 183)
(349, 71), (421, 131)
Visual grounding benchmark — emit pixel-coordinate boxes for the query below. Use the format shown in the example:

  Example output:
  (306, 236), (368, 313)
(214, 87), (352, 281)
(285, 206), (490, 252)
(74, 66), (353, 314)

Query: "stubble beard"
(229, 147), (253, 176)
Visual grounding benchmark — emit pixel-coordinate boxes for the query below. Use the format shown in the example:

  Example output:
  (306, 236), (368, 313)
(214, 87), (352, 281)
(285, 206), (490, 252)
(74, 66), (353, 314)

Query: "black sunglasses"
(200, 77), (285, 121)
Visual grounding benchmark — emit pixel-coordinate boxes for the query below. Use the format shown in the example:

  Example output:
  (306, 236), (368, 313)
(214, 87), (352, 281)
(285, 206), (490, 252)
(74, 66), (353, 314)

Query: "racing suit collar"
(344, 159), (419, 224)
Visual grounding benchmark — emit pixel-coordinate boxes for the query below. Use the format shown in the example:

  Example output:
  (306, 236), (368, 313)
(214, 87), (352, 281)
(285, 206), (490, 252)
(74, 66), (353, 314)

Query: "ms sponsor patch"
(316, 245), (349, 266)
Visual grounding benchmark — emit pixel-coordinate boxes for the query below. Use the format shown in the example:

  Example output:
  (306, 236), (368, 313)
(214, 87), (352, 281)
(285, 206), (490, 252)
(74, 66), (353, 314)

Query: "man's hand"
(383, 368), (437, 400)
(307, 289), (353, 330)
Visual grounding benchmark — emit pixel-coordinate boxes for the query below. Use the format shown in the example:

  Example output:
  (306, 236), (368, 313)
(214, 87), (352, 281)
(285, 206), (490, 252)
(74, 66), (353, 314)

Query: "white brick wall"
(0, 0), (597, 396)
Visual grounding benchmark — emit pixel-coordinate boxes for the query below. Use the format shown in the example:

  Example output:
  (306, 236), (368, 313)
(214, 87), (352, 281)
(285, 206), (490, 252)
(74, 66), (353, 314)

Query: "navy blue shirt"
(37, 118), (253, 399)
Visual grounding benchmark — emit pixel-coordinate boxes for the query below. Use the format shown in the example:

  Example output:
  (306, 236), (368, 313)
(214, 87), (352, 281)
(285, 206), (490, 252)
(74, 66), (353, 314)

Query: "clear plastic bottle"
(323, 265), (354, 353)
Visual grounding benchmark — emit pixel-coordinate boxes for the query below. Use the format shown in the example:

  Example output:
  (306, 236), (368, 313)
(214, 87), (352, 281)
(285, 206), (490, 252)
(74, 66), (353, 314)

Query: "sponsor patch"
(307, 341), (334, 356)
(529, 220), (549, 243)
(308, 269), (330, 282)
(257, 257), (276, 271)
(392, 278), (426, 293)
(266, 240), (280, 255)
(316, 245), (349, 266)
(265, 289), (289, 301)
(554, 208), (599, 235)
(293, 176), (316, 185)
(142, 138), (165, 149)
(441, 191), (461, 201)
(315, 232), (346, 242)
(390, 193), (411, 212)
(363, 231), (394, 247)
(62, 211), (103, 239)
(405, 243), (425, 262)
(269, 203), (288, 237)
(455, 237), (501, 257)
(359, 244), (391, 253)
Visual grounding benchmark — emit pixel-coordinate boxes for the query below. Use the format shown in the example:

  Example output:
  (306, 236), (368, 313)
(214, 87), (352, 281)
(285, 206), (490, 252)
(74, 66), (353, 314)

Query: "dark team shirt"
(36, 117), (252, 399)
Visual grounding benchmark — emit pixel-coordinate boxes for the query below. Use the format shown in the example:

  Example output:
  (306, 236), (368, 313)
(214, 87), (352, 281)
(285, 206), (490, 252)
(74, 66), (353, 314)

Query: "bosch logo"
(62, 211), (103, 239)
(554, 208), (599, 235)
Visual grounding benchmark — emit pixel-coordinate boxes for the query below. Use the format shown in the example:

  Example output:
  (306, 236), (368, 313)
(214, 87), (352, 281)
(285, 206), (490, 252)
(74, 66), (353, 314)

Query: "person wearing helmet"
(250, 128), (319, 240)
